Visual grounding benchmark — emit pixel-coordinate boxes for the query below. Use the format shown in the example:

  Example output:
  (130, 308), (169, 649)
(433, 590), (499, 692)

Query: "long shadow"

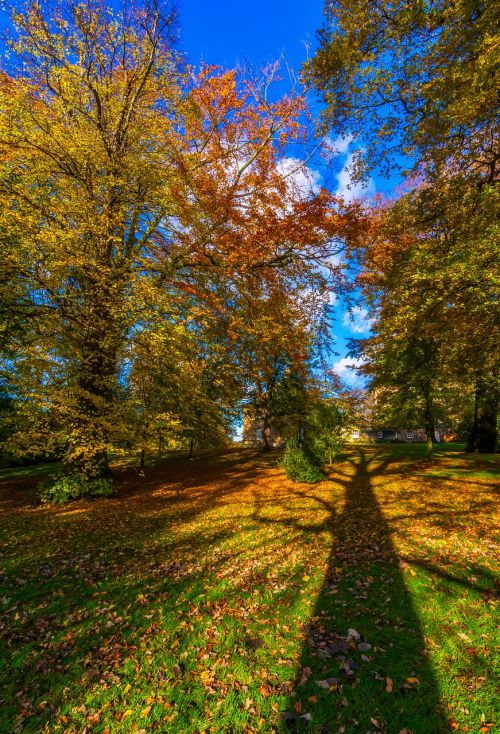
(0, 447), (466, 732)
(0, 449), (276, 733)
(267, 448), (447, 733)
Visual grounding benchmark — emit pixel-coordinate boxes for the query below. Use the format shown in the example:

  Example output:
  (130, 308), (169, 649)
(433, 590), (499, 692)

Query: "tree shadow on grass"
(255, 448), (447, 734)
(0, 446), (464, 733)
(0, 449), (277, 733)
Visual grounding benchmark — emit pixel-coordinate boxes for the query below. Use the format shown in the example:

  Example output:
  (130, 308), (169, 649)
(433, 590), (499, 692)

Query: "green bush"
(280, 443), (324, 483)
(39, 474), (114, 504)
(312, 432), (345, 464)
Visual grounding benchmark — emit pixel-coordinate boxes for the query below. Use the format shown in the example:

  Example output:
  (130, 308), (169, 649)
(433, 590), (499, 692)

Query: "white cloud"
(326, 290), (338, 306)
(332, 356), (367, 384)
(276, 157), (321, 199)
(323, 134), (353, 160)
(342, 306), (374, 334)
(335, 152), (375, 203)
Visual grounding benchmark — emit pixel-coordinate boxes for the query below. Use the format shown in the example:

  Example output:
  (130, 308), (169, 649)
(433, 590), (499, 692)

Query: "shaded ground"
(0, 446), (498, 733)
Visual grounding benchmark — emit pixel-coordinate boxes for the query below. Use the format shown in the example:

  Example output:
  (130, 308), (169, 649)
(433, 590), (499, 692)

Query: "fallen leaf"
(316, 678), (338, 690)
(386, 676), (393, 693)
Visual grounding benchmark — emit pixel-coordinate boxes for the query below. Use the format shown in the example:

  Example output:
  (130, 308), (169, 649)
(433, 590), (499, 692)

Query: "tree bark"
(65, 284), (122, 481)
(466, 384), (480, 452)
(262, 408), (272, 452)
(422, 382), (436, 460)
(467, 374), (498, 453)
(158, 429), (165, 457)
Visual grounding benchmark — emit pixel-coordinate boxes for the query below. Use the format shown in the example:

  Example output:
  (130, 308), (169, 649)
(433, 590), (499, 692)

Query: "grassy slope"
(0, 445), (498, 734)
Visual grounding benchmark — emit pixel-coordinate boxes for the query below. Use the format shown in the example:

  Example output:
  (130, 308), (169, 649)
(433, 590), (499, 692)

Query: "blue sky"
(178, 0), (324, 71)
(178, 0), (375, 384)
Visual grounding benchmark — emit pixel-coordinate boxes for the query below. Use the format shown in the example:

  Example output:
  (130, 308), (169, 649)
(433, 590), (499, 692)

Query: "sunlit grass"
(0, 446), (498, 733)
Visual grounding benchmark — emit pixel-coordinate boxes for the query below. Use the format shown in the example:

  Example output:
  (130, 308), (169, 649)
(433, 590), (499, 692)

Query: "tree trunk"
(189, 435), (194, 459)
(423, 382), (435, 460)
(158, 430), (165, 457)
(65, 291), (121, 481)
(262, 408), (272, 452)
(298, 419), (304, 447)
(467, 374), (498, 453)
(466, 385), (479, 452)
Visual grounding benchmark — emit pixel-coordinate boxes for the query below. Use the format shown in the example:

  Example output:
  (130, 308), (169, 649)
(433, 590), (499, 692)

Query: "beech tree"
(348, 189), (498, 456)
(0, 0), (355, 488)
(307, 0), (499, 453)
(306, 0), (499, 184)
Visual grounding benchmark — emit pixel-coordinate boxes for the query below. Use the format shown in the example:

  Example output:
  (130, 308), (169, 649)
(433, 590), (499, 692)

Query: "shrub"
(281, 443), (324, 483)
(39, 474), (114, 504)
(312, 432), (345, 464)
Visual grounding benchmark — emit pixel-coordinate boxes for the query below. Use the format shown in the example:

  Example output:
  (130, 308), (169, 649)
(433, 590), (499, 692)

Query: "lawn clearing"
(0, 446), (498, 734)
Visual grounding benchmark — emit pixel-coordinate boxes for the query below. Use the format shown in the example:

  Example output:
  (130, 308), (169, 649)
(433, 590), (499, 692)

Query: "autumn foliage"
(0, 0), (357, 485)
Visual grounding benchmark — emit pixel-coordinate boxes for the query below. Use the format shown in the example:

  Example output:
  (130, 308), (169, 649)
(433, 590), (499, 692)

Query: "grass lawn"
(0, 444), (498, 734)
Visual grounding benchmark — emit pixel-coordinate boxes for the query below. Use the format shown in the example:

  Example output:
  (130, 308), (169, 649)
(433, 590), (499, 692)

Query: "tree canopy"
(0, 0), (359, 489)
(307, 0), (499, 453)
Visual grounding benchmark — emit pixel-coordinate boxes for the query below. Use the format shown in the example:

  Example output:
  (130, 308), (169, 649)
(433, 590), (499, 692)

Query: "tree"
(0, 0), (356, 487)
(308, 397), (347, 464)
(347, 190), (498, 456)
(305, 0), (499, 185)
(307, 0), (499, 452)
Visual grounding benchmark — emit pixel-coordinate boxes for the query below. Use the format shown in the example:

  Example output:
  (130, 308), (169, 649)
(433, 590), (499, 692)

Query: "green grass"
(0, 445), (498, 733)
(0, 462), (60, 480)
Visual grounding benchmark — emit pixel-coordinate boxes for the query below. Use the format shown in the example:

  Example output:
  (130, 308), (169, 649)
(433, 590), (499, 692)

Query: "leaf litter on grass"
(0, 445), (498, 733)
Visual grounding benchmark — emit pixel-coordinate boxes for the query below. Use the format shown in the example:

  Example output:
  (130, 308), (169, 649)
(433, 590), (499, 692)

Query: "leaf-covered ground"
(0, 445), (498, 734)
